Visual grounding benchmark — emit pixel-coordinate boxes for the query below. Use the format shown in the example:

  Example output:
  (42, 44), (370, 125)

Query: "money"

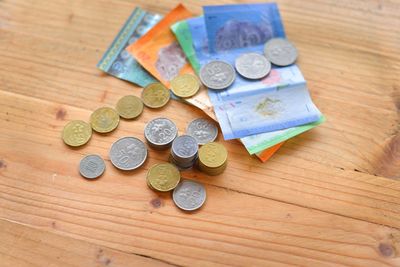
(97, 7), (162, 87)
(62, 120), (92, 147)
(235, 53), (271, 80)
(116, 95), (143, 119)
(79, 154), (105, 179)
(144, 118), (178, 150)
(109, 137), (147, 170)
(264, 38), (298, 67)
(186, 118), (218, 145)
(170, 135), (198, 169)
(198, 142), (227, 176)
(170, 74), (200, 98)
(199, 60), (236, 90)
(141, 82), (170, 108)
(173, 180), (206, 211)
(90, 107), (120, 133)
(146, 163), (180, 192)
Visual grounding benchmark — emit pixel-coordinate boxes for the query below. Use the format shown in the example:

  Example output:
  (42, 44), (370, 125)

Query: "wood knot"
(378, 243), (395, 258)
(55, 108), (67, 120)
(150, 198), (162, 208)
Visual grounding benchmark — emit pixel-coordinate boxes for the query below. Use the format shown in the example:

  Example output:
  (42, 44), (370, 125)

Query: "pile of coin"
(170, 135), (199, 169)
(198, 142), (228, 176)
(199, 38), (298, 90)
(146, 163), (180, 192)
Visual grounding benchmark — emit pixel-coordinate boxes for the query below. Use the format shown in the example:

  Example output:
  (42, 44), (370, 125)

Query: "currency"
(144, 118), (178, 149)
(172, 180), (206, 211)
(97, 7), (162, 87)
(147, 163), (180, 192)
(235, 53), (271, 79)
(62, 120), (92, 147)
(109, 137), (147, 170)
(199, 60), (235, 90)
(116, 95), (143, 119)
(79, 154), (105, 179)
(264, 38), (298, 67)
(170, 135), (198, 169)
(198, 142), (227, 176)
(170, 74), (200, 98)
(90, 107), (120, 133)
(141, 82), (170, 108)
(186, 118), (218, 145)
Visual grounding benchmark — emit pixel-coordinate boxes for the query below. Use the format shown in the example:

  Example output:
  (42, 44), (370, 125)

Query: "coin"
(144, 118), (178, 150)
(141, 82), (170, 108)
(171, 135), (198, 161)
(199, 60), (236, 90)
(198, 159), (227, 176)
(79, 154), (105, 179)
(186, 118), (218, 145)
(170, 74), (200, 98)
(235, 53), (271, 79)
(198, 142), (227, 168)
(116, 95), (143, 119)
(169, 154), (197, 170)
(109, 137), (147, 170)
(62, 120), (92, 147)
(147, 163), (180, 192)
(173, 180), (206, 211)
(90, 107), (120, 133)
(264, 38), (298, 66)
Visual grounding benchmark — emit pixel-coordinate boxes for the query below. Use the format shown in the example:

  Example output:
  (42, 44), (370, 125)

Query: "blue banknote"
(184, 11), (321, 139)
(97, 8), (162, 87)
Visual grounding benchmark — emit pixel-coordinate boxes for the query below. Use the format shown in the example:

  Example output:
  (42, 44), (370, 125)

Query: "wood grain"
(0, 0), (400, 266)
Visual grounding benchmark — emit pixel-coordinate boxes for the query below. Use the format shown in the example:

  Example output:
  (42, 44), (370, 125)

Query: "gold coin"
(147, 163), (180, 192)
(116, 95), (143, 119)
(198, 142), (228, 168)
(90, 107), (120, 133)
(62, 120), (92, 147)
(198, 160), (227, 176)
(141, 82), (170, 108)
(170, 74), (200, 98)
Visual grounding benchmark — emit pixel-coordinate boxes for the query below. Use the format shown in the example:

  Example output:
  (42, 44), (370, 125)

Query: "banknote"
(172, 17), (325, 156)
(127, 4), (215, 120)
(97, 7), (162, 87)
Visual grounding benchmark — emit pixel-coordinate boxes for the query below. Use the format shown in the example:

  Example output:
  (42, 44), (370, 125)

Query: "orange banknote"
(127, 4), (215, 119)
(256, 142), (284, 162)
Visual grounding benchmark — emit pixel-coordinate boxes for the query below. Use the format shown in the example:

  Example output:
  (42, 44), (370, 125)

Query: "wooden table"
(1, 0), (400, 266)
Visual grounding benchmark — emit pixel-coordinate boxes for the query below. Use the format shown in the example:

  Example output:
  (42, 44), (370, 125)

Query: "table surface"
(1, 0), (400, 266)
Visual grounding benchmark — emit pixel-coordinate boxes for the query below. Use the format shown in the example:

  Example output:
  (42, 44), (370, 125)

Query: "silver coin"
(264, 38), (298, 67)
(186, 118), (218, 145)
(199, 60), (236, 90)
(171, 135), (198, 161)
(173, 180), (206, 211)
(79, 154), (105, 179)
(235, 53), (271, 79)
(144, 118), (178, 149)
(109, 137), (147, 170)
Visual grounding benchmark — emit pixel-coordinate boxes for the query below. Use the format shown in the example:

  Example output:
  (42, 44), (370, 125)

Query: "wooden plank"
(0, 91), (400, 266)
(0, 219), (173, 267)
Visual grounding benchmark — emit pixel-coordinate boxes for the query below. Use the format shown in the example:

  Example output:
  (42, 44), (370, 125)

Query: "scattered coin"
(109, 137), (147, 170)
(264, 38), (298, 66)
(116, 95), (143, 119)
(186, 118), (218, 145)
(199, 60), (236, 90)
(173, 180), (206, 211)
(147, 163), (180, 192)
(235, 53), (271, 79)
(198, 142), (228, 176)
(170, 74), (200, 98)
(62, 120), (92, 147)
(144, 118), (178, 150)
(141, 82), (170, 108)
(79, 154), (105, 179)
(90, 107), (120, 133)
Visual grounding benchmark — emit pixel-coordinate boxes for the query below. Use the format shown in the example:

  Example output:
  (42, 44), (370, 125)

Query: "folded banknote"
(97, 7), (162, 87)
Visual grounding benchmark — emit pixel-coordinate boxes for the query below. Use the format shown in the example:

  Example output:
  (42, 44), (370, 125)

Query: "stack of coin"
(198, 142), (228, 176)
(146, 163), (180, 192)
(170, 135), (198, 169)
(144, 118), (178, 150)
